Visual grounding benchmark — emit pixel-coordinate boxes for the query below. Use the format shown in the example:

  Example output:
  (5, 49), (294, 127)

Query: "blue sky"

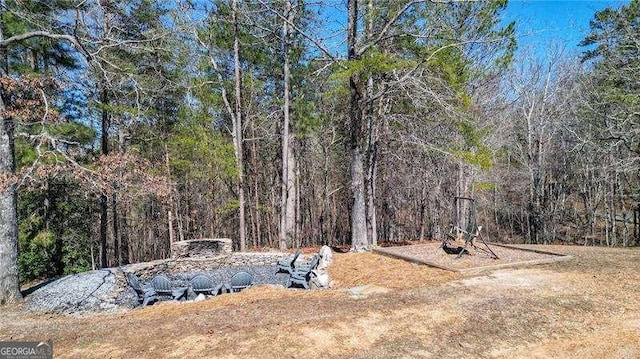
(315, 0), (629, 60)
(502, 0), (628, 59)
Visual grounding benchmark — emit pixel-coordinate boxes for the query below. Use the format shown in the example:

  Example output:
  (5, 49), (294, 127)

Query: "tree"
(577, 0), (640, 246)
(0, 0), (90, 304)
(341, 0), (515, 250)
(229, 0), (248, 251)
(79, 0), (182, 266)
(500, 54), (577, 244)
(0, 76), (19, 304)
(189, 0), (250, 251)
(278, 0), (297, 251)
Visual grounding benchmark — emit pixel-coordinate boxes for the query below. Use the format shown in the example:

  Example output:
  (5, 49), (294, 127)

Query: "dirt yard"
(375, 242), (570, 272)
(1, 244), (639, 358)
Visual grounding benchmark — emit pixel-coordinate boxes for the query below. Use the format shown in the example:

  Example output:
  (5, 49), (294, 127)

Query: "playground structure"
(441, 197), (499, 260)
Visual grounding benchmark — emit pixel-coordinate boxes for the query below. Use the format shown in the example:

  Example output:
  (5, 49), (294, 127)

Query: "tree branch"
(0, 30), (91, 61)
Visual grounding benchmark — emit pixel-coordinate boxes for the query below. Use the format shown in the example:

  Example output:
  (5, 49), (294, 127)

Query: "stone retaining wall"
(171, 238), (233, 259)
(126, 252), (289, 279)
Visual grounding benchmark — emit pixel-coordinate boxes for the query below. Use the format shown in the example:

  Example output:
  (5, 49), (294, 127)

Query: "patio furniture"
(126, 273), (157, 307)
(227, 271), (254, 293)
(191, 274), (225, 296)
(276, 248), (302, 274)
(286, 255), (320, 289)
(293, 254), (319, 273)
(151, 274), (188, 301)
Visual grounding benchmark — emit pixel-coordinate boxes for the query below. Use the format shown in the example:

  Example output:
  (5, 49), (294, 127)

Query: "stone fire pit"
(171, 238), (233, 259)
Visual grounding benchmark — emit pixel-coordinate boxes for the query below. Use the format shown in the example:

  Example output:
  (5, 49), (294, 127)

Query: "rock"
(194, 293), (206, 302)
(24, 268), (131, 314)
(309, 246), (333, 289)
(171, 238), (233, 259)
(310, 269), (331, 289)
(317, 245), (333, 270)
(100, 302), (117, 311)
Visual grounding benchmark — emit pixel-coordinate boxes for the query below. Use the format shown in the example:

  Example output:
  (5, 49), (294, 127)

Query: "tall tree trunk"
(164, 144), (175, 246)
(0, 7), (21, 302)
(350, 150), (368, 251)
(284, 146), (296, 245)
(112, 125), (128, 265)
(99, 89), (109, 268)
(348, 0), (368, 252)
(112, 193), (119, 265)
(232, 0), (247, 251)
(320, 132), (332, 245)
(250, 131), (261, 248)
(120, 211), (130, 265)
(366, 160), (377, 247)
(364, 0), (378, 248)
(295, 163), (301, 246)
(99, 193), (108, 266)
(0, 91), (21, 304)
(279, 0), (296, 250)
(365, 129), (377, 247)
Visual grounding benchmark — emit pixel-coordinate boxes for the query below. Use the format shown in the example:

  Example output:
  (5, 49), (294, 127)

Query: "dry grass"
(1, 244), (640, 358)
(329, 250), (456, 289)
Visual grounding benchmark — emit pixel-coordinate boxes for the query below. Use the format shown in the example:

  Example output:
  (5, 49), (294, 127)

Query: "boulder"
(317, 245), (333, 270)
(310, 245), (333, 289)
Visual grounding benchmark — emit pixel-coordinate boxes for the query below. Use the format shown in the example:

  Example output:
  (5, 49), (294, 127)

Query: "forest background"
(0, 0), (638, 303)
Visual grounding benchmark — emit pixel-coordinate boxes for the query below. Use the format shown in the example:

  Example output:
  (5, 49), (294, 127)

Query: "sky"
(315, 0), (630, 61)
(502, 0), (629, 59)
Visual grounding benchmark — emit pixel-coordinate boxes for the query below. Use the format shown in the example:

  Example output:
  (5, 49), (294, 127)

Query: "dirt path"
(1, 245), (639, 358)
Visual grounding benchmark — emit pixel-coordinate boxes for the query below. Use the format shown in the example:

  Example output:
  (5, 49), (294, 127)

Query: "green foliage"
(13, 120), (96, 171)
(427, 46), (471, 101)
(453, 148), (493, 170)
(168, 111), (237, 182)
(49, 122), (97, 146)
(581, 0), (639, 62)
(293, 98), (323, 138)
(332, 49), (414, 82)
(450, 120), (493, 170)
(14, 139), (38, 170)
(17, 180), (95, 282)
(579, 0), (640, 152)
(474, 181), (496, 191)
(216, 199), (240, 216)
(61, 242), (92, 275)
(31, 230), (55, 248)
(2, 0), (82, 73)
(97, 103), (146, 118)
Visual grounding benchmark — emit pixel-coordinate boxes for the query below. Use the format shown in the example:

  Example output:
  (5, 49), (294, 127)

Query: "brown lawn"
(1, 244), (639, 358)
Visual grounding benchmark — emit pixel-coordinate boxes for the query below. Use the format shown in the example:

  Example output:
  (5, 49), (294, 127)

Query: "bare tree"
(500, 53), (576, 244)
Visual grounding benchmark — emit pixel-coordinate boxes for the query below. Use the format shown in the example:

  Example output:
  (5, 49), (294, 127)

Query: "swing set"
(441, 196), (499, 260)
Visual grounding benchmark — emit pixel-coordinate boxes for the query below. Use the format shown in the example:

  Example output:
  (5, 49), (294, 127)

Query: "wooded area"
(0, 0), (638, 304)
